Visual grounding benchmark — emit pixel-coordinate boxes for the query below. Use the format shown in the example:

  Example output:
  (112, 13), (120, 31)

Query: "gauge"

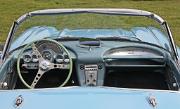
(23, 54), (32, 62)
(64, 54), (70, 63)
(56, 54), (64, 63)
(32, 54), (39, 62)
(42, 50), (54, 62)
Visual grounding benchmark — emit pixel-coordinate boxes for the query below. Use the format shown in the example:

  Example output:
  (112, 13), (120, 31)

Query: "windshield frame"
(1, 8), (178, 61)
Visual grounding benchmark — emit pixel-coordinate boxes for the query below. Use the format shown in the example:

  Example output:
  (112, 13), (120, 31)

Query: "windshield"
(10, 13), (171, 51)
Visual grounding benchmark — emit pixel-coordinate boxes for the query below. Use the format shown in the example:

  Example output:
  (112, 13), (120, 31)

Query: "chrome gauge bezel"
(64, 54), (70, 63)
(31, 54), (39, 63)
(23, 53), (32, 63)
(55, 54), (64, 63)
(42, 49), (54, 62)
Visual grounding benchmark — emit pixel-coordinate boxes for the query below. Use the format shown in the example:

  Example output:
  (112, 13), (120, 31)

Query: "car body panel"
(0, 87), (180, 109)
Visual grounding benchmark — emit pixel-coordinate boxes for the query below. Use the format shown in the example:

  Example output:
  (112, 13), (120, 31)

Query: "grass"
(0, 0), (180, 45)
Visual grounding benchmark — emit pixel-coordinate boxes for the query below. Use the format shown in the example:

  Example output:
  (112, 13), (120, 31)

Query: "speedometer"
(42, 50), (54, 62)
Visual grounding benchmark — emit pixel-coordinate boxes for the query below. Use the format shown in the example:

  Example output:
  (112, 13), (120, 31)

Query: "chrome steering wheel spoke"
(30, 69), (45, 88)
(32, 43), (44, 61)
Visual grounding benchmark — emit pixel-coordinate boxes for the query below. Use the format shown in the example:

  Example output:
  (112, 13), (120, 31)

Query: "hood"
(0, 87), (180, 109)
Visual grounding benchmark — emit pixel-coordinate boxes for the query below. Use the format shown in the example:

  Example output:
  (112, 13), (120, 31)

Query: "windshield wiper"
(97, 36), (141, 41)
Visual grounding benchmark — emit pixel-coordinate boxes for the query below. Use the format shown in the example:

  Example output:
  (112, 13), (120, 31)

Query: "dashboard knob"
(98, 64), (103, 69)
(80, 65), (84, 70)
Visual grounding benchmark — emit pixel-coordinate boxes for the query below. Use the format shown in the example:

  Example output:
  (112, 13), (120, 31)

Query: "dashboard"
(20, 40), (165, 87)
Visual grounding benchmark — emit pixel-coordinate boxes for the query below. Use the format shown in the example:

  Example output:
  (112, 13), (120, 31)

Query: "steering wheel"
(17, 39), (73, 89)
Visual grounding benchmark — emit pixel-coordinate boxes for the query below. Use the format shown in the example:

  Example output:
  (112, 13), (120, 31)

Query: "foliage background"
(0, 0), (180, 45)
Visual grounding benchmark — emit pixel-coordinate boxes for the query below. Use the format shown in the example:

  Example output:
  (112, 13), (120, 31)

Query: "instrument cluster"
(23, 51), (67, 62)
(22, 49), (70, 69)
(22, 41), (70, 69)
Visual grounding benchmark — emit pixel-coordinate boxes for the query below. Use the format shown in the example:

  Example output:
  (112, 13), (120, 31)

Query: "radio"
(84, 65), (98, 86)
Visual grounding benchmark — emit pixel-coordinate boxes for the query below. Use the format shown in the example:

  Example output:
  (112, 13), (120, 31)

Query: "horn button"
(39, 60), (51, 71)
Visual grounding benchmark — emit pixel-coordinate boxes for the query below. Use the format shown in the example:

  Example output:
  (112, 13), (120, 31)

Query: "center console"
(77, 63), (105, 86)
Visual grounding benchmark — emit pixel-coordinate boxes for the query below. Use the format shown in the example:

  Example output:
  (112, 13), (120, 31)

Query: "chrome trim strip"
(17, 9), (165, 24)
(163, 22), (178, 60)
(2, 22), (18, 61)
(0, 86), (179, 93)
